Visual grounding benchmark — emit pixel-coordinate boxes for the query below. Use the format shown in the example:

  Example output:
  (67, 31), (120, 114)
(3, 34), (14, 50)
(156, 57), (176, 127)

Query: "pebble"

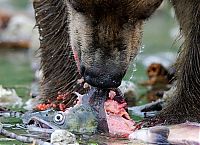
(51, 130), (79, 145)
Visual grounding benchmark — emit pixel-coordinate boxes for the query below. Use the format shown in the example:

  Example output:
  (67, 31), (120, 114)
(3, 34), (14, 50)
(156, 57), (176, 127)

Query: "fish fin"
(153, 134), (170, 145)
(149, 126), (170, 145)
(149, 126), (170, 138)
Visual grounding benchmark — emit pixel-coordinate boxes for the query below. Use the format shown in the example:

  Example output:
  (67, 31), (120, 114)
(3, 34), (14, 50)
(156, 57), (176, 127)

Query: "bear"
(33, 0), (200, 124)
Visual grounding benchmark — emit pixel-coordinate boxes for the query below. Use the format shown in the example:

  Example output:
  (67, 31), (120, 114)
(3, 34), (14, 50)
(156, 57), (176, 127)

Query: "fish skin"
(22, 88), (100, 134)
(23, 104), (98, 134)
(22, 88), (136, 137)
(129, 122), (200, 145)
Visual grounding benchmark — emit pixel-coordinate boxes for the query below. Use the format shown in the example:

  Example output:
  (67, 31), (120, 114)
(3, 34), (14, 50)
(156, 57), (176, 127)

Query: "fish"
(21, 88), (135, 137)
(0, 88), (135, 137)
(22, 104), (98, 134)
(129, 121), (200, 145)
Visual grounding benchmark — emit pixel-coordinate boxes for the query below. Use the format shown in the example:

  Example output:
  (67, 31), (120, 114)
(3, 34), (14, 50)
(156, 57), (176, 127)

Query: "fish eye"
(54, 113), (65, 124)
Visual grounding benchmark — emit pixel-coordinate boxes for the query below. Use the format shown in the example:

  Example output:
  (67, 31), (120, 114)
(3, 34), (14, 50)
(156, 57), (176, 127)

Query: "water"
(0, 120), (142, 145)
(139, 45), (145, 54)
(128, 63), (137, 82)
(39, 36), (43, 41)
(128, 45), (145, 82)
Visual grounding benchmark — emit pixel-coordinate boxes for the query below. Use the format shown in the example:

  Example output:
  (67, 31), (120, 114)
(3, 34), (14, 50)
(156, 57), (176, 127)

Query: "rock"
(51, 130), (79, 145)
(0, 85), (22, 107)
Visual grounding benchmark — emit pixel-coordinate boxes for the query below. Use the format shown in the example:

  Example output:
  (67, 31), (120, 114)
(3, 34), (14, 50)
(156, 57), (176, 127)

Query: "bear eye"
(54, 113), (65, 124)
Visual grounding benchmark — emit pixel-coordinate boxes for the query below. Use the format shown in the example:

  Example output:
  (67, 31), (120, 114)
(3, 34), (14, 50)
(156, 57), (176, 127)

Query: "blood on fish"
(24, 88), (136, 138)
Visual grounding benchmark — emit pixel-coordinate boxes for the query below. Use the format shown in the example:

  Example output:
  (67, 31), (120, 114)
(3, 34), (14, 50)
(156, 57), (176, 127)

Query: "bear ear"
(129, 0), (163, 20)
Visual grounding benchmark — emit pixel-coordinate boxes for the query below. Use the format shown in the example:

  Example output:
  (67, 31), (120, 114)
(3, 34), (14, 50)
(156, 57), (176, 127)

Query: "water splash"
(128, 63), (137, 81)
(39, 36), (43, 41)
(139, 45), (145, 53)
(128, 44), (145, 82)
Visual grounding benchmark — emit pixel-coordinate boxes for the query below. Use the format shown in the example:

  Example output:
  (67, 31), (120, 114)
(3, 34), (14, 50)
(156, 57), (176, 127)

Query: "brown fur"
(0, 11), (10, 29)
(141, 63), (169, 86)
(33, 0), (85, 105)
(66, 0), (162, 88)
(157, 0), (200, 124)
(33, 0), (200, 124)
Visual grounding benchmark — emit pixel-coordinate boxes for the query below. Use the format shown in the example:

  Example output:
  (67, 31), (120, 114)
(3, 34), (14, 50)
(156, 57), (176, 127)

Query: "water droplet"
(129, 61), (137, 81)
(139, 45), (145, 53)
(39, 36), (43, 40)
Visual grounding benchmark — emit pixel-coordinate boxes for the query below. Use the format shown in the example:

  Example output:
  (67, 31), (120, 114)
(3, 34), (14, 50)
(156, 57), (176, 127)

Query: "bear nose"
(80, 65), (122, 88)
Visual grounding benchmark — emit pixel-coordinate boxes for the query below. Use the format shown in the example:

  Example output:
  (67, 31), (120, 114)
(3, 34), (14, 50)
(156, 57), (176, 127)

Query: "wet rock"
(0, 85), (22, 107)
(51, 130), (79, 145)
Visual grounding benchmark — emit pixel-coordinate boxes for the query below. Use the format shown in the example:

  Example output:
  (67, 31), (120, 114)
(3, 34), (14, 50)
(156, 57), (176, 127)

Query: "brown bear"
(33, 0), (200, 124)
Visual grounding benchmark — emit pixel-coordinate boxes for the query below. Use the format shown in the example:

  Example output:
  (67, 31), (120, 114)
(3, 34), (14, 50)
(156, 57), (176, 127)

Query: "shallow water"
(0, 117), (145, 145)
(77, 134), (145, 145)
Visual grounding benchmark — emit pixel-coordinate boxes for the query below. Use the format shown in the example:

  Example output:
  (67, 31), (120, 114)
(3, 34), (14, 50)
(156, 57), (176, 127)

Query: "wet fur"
(157, 0), (200, 124)
(66, 0), (162, 88)
(33, 0), (84, 105)
(33, 0), (200, 124)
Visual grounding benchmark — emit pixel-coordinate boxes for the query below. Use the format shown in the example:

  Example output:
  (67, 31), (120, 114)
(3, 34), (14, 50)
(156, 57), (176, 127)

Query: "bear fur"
(33, 0), (200, 124)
